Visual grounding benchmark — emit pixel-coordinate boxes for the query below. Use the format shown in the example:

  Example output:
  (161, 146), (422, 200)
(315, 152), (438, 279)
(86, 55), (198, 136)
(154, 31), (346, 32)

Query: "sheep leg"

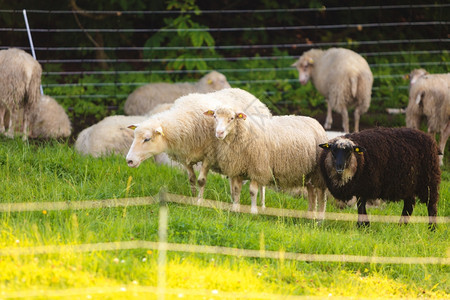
(5, 107), (16, 138)
(230, 176), (243, 212)
(324, 101), (332, 130)
(399, 197), (415, 225)
(184, 164), (197, 197)
(356, 197), (370, 228)
(438, 122), (450, 166)
(0, 106), (5, 133)
(341, 109), (350, 133)
(196, 161), (210, 203)
(259, 186), (266, 211)
(22, 105), (30, 140)
(315, 188), (327, 221)
(426, 184), (439, 231)
(305, 182), (317, 219)
(249, 180), (259, 214)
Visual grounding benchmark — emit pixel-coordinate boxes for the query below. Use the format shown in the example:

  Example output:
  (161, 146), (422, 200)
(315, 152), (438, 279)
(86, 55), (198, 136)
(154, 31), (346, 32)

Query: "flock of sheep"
(0, 46), (448, 228)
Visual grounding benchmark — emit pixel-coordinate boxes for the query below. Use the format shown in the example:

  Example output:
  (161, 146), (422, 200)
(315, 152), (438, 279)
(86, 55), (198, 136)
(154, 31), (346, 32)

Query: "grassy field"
(0, 137), (448, 299)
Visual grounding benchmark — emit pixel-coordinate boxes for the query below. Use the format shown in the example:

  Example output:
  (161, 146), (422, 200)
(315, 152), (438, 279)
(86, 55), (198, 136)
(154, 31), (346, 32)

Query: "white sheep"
(405, 71), (450, 165)
(405, 68), (428, 85)
(0, 48), (42, 139)
(29, 95), (72, 139)
(124, 71), (231, 116)
(204, 106), (328, 217)
(126, 88), (272, 202)
(292, 47), (373, 133)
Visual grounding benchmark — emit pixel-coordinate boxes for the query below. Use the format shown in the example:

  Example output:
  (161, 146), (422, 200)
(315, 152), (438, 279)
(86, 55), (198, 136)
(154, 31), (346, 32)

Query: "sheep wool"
(124, 71), (231, 115)
(0, 48), (42, 139)
(319, 127), (441, 228)
(292, 47), (373, 133)
(207, 106), (328, 216)
(29, 95), (72, 139)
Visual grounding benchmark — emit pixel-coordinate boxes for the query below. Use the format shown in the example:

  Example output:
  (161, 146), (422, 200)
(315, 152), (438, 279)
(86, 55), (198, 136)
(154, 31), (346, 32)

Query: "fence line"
(1, 240), (448, 265)
(1, 4), (449, 14)
(1, 193), (448, 225)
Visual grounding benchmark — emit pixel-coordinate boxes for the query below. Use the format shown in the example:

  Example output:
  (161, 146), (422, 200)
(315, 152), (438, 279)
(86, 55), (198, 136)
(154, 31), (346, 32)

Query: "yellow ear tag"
(207, 79), (213, 85)
(128, 125), (137, 130)
(204, 110), (214, 116)
(308, 58), (314, 64)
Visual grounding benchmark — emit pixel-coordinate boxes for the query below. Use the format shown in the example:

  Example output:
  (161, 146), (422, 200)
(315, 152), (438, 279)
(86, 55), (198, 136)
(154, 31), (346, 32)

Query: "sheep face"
(204, 108), (246, 140)
(126, 122), (168, 168)
(292, 55), (314, 85)
(320, 138), (364, 185)
(200, 71), (232, 91)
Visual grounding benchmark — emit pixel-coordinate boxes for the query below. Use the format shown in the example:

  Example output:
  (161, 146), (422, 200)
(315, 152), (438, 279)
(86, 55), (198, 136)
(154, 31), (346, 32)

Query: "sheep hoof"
(197, 198), (203, 205)
(231, 203), (240, 212)
(250, 206), (258, 214)
(356, 221), (370, 229)
(428, 223), (437, 231)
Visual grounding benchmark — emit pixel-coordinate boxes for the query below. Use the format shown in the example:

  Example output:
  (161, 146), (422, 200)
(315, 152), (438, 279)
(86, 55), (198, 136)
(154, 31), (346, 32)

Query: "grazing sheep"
(405, 71), (450, 165)
(124, 71), (231, 115)
(126, 88), (272, 202)
(292, 47), (373, 133)
(74, 114), (180, 169)
(205, 106), (328, 216)
(319, 127), (441, 229)
(29, 95), (72, 139)
(0, 48), (42, 139)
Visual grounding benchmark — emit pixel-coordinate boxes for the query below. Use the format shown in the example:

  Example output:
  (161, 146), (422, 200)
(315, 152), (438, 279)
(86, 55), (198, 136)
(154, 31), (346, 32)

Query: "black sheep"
(319, 127), (441, 229)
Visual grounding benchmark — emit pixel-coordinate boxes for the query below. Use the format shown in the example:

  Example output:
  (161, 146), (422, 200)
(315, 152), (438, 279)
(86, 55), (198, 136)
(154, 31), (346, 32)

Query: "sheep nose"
(127, 160), (134, 166)
(216, 131), (224, 139)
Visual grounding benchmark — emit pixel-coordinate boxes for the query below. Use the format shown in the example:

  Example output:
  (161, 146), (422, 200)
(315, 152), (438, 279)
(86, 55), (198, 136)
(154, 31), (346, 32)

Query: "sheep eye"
(143, 137), (151, 142)
(230, 117), (235, 121)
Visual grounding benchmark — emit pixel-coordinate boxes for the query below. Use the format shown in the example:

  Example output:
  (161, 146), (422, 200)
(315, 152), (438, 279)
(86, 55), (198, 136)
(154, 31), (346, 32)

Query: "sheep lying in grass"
(319, 127), (441, 229)
(126, 88), (271, 202)
(29, 95), (72, 139)
(205, 107), (328, 216)
(292, 47), (373, 133)
(405, 71), (450, 165)
(0, 48), (42, 139)
(124, 71), (231, 116)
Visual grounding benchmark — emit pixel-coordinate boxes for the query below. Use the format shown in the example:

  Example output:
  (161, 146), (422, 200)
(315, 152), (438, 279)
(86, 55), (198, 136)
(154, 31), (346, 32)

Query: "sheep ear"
(128, 125), (137, 130)
(319, 143), (331, 150)
(155, 126), (164, 137)
(204, 110), (215, 116)
(236, 112), (247, 120)
(291, 60), (299, 67)
(353, 146), (365, 154)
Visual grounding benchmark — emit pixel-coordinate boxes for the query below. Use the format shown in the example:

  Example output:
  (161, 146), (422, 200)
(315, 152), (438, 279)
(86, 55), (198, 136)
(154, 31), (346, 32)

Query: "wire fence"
(0, 5), (448, 104)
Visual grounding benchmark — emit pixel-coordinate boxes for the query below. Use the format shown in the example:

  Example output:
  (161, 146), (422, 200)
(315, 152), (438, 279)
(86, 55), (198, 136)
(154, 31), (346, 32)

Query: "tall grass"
(0, 137), (448, 298)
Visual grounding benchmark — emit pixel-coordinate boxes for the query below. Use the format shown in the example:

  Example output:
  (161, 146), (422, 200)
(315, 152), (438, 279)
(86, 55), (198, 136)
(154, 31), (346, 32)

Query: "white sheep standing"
(0, 48), (42, 139)
(405, 70), (450, 165)
(292, 47), (373, 133)
(204, 106), (328, 217)
(29, 95), (72, 139)
(124, 71), (231, 116)
(126, 88), (272, 202)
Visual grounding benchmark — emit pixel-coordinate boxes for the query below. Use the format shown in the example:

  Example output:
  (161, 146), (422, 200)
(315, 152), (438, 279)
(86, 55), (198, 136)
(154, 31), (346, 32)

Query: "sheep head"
(292, 54), (314, 85)
(204, 107), (246, 140)
(200, 71), (232, 91)
(320, 138), (364, 186)
(126, 120), (168, 168)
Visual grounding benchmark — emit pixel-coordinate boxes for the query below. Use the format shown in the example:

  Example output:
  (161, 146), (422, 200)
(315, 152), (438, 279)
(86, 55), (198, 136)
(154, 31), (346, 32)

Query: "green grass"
(0, 137), (449, 299)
